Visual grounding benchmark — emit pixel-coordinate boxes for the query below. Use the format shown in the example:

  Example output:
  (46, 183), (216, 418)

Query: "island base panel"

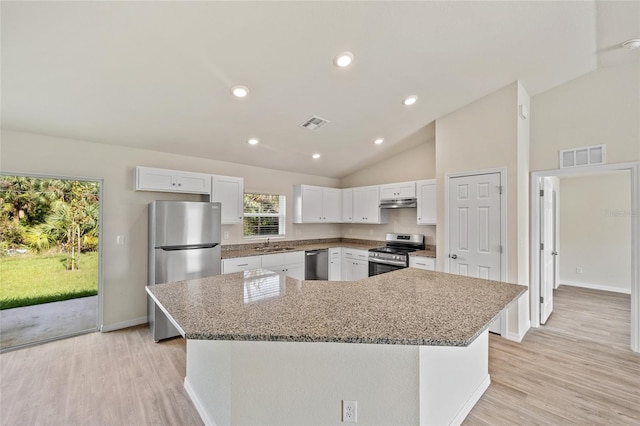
(185, 332), (489, 425)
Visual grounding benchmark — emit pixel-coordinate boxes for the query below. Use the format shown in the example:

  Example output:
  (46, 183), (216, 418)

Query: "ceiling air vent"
(301, 115), (330, 131)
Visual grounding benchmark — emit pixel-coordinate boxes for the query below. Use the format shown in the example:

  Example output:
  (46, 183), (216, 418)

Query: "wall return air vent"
(559, 144), (606, 169)
(301, 115), (330, 131)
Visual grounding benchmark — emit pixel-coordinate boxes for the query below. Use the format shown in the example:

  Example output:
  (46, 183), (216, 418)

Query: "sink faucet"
(265, 238), (270, 247)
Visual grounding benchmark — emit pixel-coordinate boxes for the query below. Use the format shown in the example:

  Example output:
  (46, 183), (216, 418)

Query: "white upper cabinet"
(352, 186), (388, 224)
(322, 187), (342, 222)
(379, 181), (416, 200)
(293, 185), (342, 223)
(416, 179), (436, 225)
(342, 188), (353, 223)
(136, 166), (211, 194)
(211, 175), (244, 224)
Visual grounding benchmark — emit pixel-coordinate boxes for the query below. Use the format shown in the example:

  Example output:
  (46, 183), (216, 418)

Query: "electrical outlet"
(223, 231), (229, 240)
(342, 400), (357, 423)
(576, 267), (583, 274)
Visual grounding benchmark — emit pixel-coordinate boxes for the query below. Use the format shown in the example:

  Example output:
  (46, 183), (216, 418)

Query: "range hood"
(379, 198), (417, 209)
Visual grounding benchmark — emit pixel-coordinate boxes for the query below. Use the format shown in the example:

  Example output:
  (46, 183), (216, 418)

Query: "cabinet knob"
(172, 183), (176, 186)
(178, 183), (182, 186)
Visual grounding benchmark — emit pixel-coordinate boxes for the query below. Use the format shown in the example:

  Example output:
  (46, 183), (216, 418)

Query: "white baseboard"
(559, 280), (631, 295)
(184, 377), (216, 426)
(451, 374), (491, 426)
(100, 316), (147, 332)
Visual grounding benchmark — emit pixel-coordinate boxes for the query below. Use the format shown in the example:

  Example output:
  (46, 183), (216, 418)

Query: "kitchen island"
(147, 268), (526, 425)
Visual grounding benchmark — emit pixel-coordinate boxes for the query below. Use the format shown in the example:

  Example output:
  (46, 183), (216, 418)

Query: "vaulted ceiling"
(2, 1), (638, 178)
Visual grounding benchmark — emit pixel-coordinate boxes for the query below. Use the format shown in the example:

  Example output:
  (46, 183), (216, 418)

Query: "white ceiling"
(2, 1), (638, 178)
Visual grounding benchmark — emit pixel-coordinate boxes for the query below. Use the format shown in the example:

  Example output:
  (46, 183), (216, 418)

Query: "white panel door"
(449, 173), (502, 333)
(448, 173), (502, 280)
(540, 178), (555, 324)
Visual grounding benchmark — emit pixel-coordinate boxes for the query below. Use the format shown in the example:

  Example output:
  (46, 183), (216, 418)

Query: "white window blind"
(243, 193), (286, 237)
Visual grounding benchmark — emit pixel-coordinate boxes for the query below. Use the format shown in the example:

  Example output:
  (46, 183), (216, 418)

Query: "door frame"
(444, 167), (508, 335)
(530, 162), (639, 353)
(0, 171), (104, 334)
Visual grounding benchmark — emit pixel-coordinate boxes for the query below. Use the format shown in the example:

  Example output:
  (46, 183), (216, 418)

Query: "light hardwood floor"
(1, 285), (638, 425)
(465, 285), (639, 425)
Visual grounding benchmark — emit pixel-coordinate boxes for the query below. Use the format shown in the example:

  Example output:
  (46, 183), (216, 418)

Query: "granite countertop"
(221, 238), (436, 259)
(147, 268), (525, 347)
(409, 249), (436, 258)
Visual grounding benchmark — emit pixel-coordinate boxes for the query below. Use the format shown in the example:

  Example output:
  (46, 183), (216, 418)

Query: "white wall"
(0, 130), (341, 329)
(435, 82), (522, 281)
(530, 59), (640, 172)
(339, 139), (437, 245)
(559, 171), (632, 293)
(340, 139), (436, 188)
(435, 82), (530, 339)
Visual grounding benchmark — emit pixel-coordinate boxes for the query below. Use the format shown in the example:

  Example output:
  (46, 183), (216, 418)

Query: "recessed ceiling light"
(231, 85), (249, 98)
(374, 138), (384, 145)
(621, 39), (640, 50)
(333, 51), (354, 68)
(403, 95), (418, 106)
(247, 138), (259, 145)
(312, 153), (321, 159)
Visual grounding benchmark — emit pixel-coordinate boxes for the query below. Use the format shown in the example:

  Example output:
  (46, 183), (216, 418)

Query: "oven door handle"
(368, 258), (407, 267)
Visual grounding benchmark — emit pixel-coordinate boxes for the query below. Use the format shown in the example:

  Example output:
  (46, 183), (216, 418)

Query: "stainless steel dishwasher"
(305, 249), (328, 280)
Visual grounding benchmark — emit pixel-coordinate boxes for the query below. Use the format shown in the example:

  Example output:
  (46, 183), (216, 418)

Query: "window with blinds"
(243, 193), (286, 237)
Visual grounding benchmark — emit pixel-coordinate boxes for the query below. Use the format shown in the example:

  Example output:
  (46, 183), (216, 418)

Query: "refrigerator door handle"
(157, 243), (220, 251)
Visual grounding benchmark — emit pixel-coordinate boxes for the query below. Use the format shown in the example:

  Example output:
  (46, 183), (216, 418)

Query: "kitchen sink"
(255, 246), (295, 252)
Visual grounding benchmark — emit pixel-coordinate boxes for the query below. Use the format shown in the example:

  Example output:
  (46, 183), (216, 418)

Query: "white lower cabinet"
(329, 248), (342, 281)
(222, 256), (262, 274)
(341, 248), (370, 280)
(261, 251), (305, 280)
(409, 257), (436, 271)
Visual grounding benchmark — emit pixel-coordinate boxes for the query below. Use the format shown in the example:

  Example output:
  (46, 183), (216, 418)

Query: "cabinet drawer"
(222, 256), (261, 274)
(262, 251), (304, 267)
(343, 248), (369, 260)
(409, 257), (435, 271)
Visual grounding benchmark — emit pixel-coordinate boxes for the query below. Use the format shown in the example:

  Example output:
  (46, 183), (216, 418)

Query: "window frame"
(243, 193), (286, 239)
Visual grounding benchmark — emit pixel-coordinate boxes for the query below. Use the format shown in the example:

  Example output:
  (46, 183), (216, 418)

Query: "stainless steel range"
(368, 233), (425, 276)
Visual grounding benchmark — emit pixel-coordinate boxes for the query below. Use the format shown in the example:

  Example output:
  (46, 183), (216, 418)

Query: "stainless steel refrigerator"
(147, 200), (221, 342)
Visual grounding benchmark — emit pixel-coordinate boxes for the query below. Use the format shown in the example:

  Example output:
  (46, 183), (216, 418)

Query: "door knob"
(450, 254), (457, 259)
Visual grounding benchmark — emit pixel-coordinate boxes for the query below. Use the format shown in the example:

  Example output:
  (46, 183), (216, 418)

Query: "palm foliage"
(0, 176), (100, 269)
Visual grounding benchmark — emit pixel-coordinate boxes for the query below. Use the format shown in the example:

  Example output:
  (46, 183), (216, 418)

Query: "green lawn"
(0, 252), (98, 310)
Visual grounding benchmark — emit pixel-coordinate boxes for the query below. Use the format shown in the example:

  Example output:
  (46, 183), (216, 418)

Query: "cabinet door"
(397, 181), (416, 198)
(340, 258), (352, 281)
(379, 185), (398, 200)
(176, 171), (212, 194)
(301, 185), (324, 223)
(342, 189), (353, 223)
(212, 176), (244, 224)
(352, 188), (367, 222)
(354, 186), (382, 223)
(136, 167), (176, 191)
(417, 180), (436, 225)
(354, 260), (369, 280)
(322, 188), (342, 223)
(329, 248), (342, 281)
(285, 265), (304, 280)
